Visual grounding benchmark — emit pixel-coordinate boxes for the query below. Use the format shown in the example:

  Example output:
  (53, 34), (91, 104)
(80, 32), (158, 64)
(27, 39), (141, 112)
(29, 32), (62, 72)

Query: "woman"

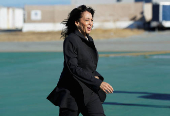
(47, 5), (114, 116)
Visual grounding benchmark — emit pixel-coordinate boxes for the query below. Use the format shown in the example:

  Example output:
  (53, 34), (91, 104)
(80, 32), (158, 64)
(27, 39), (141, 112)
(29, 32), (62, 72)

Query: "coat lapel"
(74, 30), (99, 63)
(87, 34), (99, 62)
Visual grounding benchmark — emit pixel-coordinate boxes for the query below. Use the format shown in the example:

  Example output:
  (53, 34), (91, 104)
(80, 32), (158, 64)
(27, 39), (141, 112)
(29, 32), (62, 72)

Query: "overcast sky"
(0, 0), (70, 8)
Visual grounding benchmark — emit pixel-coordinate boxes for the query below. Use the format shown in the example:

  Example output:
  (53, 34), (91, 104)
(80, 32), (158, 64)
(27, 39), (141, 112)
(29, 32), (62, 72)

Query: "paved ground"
(1, 30), (170, 116)
(0, 30), (170, 52)
(1, 52), (170, 116)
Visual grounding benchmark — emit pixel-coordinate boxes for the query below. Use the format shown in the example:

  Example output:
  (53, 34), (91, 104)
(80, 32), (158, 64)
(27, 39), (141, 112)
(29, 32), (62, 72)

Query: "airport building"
(23, 2), (150, 32)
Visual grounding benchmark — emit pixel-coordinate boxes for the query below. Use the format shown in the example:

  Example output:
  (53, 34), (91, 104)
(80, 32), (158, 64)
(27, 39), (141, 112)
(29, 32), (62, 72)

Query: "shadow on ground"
(103, 91), (170, 109)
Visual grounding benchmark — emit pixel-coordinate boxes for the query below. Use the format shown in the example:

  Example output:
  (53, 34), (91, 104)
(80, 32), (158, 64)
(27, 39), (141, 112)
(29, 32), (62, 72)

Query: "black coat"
(47, 30), (106, 111)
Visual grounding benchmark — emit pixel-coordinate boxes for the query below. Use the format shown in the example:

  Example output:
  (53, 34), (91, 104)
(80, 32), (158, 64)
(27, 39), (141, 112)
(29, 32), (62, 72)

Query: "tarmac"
(0, 30), (170, 52)
(1, 30), (170, 116)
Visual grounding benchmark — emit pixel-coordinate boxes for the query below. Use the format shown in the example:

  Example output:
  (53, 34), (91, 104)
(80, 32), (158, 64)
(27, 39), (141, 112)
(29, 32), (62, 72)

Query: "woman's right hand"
(100, 82), (114, 94)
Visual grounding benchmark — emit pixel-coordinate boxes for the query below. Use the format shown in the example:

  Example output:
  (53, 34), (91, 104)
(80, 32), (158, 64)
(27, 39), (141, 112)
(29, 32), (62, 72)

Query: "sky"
(0, 0), (71, 8)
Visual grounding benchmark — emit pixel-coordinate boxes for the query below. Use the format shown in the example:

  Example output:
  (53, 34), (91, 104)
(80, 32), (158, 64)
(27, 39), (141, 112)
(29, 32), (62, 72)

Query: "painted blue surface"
(0, 52), (170, 116)
(162, 5), (170, 21)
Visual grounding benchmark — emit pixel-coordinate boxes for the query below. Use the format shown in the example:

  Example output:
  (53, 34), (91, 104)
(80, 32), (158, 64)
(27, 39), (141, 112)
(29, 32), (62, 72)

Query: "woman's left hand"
(100, 82), (114, 94)
(95, 76), (114, 94)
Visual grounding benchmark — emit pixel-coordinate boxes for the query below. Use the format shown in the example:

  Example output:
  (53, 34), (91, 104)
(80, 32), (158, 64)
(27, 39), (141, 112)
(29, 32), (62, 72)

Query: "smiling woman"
(47, 5), (113, 116)
(75, 11), (93, 37)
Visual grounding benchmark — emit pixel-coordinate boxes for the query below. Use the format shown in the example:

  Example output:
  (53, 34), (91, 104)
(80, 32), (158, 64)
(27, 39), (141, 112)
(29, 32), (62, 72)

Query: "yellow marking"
(99, 51), (170, 57)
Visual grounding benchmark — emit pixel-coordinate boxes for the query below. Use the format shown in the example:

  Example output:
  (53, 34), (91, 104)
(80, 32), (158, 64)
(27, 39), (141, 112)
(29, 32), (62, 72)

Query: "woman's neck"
(78, 29), (86, 37)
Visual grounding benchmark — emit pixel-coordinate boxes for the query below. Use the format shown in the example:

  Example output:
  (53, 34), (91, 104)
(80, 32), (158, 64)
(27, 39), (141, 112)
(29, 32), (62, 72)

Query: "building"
(0, 7), (24, 30)
(23, 2), (149, 32)
(23, 5), (75, 32)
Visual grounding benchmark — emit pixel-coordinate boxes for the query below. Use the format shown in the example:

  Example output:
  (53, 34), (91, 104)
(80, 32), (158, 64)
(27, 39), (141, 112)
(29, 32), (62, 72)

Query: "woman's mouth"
(87, 27), (91, 31)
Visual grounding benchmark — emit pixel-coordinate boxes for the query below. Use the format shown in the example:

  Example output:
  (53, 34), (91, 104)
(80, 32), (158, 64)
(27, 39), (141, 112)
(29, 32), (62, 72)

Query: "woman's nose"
(89, 21), (93, 26)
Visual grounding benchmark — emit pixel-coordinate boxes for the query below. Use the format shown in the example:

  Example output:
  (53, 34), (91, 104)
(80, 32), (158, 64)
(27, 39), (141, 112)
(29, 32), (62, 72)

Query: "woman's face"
(75, 11), (93, 36)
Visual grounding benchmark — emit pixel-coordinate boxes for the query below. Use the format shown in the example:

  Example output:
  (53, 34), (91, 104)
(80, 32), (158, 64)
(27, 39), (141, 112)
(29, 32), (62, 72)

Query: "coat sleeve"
(64, 37), (102, 90)
(94, 71), (104, 81)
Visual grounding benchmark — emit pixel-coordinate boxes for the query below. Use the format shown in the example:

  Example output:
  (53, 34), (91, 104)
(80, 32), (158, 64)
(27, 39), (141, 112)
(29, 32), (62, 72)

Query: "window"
(31, 10), (41, 20)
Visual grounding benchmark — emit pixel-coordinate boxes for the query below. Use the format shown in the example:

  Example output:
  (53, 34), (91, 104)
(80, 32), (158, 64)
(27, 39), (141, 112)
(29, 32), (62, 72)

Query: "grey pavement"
(0, 31), (170, 52)
(0, 41), (63, 52)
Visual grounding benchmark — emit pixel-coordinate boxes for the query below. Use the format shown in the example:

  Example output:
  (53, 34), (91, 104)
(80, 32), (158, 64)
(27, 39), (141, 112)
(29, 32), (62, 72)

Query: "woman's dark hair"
(61, 5), (95, 39)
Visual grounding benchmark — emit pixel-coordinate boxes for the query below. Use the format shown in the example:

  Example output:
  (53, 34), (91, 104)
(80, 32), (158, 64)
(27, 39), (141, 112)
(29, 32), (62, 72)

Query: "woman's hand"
(100, 82), (114, 94)
(95, 76), (99, 79)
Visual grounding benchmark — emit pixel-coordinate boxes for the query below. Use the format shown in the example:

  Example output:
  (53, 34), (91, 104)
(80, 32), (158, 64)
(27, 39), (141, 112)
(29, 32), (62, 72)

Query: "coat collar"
(74, 29), (93, 42)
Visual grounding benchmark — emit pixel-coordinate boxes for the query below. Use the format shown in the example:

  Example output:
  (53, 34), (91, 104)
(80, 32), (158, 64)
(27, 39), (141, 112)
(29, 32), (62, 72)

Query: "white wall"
(14, 8), (24, 29)
(0, 7), (8, 29)
(0, 7), (23, 29)
(93, 21), (143, 29)
(22, 21), (144, 32)
(8, 8), (13, 28)
(22, 23), (65, 32)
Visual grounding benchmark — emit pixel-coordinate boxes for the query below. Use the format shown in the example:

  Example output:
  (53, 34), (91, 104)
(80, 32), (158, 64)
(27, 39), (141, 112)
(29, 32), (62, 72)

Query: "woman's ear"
(75, 21), (79, 27)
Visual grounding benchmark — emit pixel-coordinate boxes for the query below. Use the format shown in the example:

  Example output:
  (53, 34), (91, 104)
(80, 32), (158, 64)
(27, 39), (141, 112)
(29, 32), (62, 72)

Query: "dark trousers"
(59, 92), (106, 116)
